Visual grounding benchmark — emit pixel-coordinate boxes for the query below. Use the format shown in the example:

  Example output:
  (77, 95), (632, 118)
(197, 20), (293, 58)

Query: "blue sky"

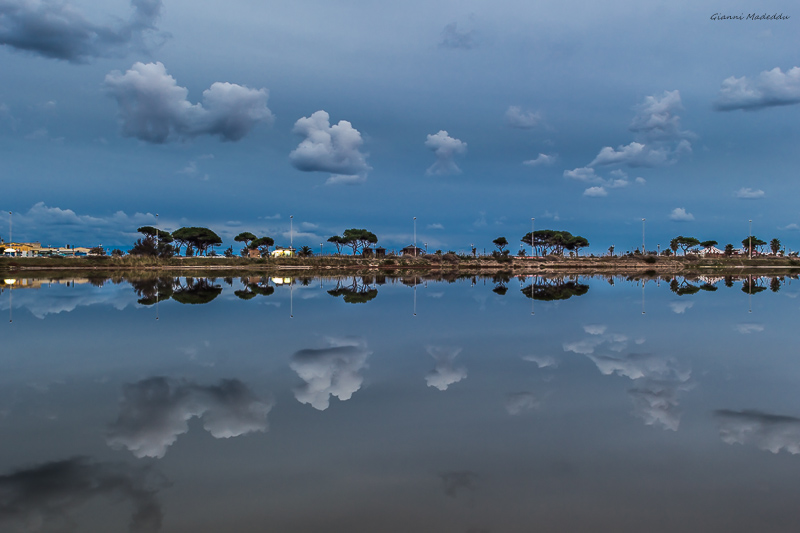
(1, 0), (799, 254)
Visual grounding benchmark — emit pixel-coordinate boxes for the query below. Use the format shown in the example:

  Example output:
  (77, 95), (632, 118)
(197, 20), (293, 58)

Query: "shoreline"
(3, 255), (800, 278)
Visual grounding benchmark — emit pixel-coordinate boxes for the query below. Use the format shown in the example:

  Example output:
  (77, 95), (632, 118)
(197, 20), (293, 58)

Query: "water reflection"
(521, 278), (590, 300)
(108, 377), (273, 458)
(290, 338), (370, 410)
(3, 272), (800, 530)
(425, 346), (467, 391)
(564, 325), (692, 431)
(0, 458), (167, 532)
(715, 410), (800, 454)
(327, 277), (378, 304)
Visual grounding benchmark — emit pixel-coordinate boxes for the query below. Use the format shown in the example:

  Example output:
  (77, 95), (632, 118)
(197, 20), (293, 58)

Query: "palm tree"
(770, 238), (781, 255)
(297, 245), (314, 257)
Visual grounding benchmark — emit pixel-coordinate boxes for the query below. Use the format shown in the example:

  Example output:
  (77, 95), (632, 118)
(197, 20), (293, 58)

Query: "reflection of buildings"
(0, 278), (93, 292)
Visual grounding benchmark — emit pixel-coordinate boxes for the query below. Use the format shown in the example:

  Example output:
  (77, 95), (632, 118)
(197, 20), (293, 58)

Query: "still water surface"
(1, 274), (799, 532)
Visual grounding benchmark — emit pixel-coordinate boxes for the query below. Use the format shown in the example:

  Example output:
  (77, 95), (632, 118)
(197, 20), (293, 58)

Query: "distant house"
(361, 247), (386, 257)
(270, 247), (295, 257)
(401, 245), (424, 256)
(247, 248), (260, 258)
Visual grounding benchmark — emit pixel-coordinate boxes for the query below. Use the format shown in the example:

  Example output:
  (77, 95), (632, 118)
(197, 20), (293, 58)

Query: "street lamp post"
(290, 215), (294, 250)
(642, 218), (646, 255)
(531, 218), (535, 258)
(413, 217), (417, 257)
(8, 211), (11, 244)
(155, 213), (159, 252)
(749, 219), (752, 260)
(320, 243), (323, 257)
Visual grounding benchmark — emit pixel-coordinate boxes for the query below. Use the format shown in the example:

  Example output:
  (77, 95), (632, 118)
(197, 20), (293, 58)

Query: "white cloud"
(635, 177), (647, 184)
(107, 377), (273, 458)
(289, 110), (370, 184)
(105, 62), (273, 143)
(564, 166), (601, 182)
(575, 91), (693, 174)
(669, 207), (694, 221)
(425, 130), (467, 175)
(0, 0), (165, 63)
(781, 223), (800, 231)
(735, 323), (764, 334)
(427, 223), (444, 230)
(523, 153), (556, 166)
(425, 346), (467, 391)
(590, 141), (673, 167)
(629, 90), (692, 142)
(629, 383), (686, 431)
(583, 186), (607, 197)
(715, 67), (800, 111)
(290, 337), (370, 410)
(735, 187), (765, 199)
(506, 106), (541, 129)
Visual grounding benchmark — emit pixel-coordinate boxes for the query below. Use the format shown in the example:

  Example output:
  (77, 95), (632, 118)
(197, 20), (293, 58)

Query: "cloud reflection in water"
(290, 337), (371, 410)
(107, 377), (273, 458)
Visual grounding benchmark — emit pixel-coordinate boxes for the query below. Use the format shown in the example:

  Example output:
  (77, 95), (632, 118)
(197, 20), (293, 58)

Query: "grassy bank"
(2, 254), (800, 278)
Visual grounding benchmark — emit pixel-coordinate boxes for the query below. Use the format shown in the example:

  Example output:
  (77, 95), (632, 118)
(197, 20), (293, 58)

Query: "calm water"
(1, 273), (799, 532)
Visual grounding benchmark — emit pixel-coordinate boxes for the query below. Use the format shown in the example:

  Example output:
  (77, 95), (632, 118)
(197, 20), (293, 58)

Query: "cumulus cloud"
(583, 186), (607, 197)
(107, 377), (273, 458)
(0, 0), (165, 62)
(0, 457), (166, 532)
(440, 22), (475, 49)
(735, 187), (765, 199)
(506, 106), (541, 129)
(629, 90), (692, 142)
(104, 62), (272, 143)
(425, 130), (467, 175)
(564, 166), (601, 183)
(568, 91), (693, 178)
(289, 110), (370, 183)
(290, 337), (370, 410)
(505, 392), (539, 415)
(590, 140), (691, 167)
(715, 410), (800, 454)
(635, 177), (647, 184)
(523, 153), (556, 167)
(669, 207), (694, 221)
(425, 346), (467, 391)
(427, 223), (444, 230)
(715, 67), (800, 111)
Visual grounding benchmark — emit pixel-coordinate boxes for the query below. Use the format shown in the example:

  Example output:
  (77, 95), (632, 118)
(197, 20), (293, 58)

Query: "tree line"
(121, 224), (790, 260)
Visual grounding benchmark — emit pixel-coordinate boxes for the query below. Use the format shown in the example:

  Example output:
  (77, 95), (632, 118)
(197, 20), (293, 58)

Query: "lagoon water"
(2, 273), (800, 532)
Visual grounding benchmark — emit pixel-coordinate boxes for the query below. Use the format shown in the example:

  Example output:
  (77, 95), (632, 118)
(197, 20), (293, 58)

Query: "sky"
(1, 0), (799, 254)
